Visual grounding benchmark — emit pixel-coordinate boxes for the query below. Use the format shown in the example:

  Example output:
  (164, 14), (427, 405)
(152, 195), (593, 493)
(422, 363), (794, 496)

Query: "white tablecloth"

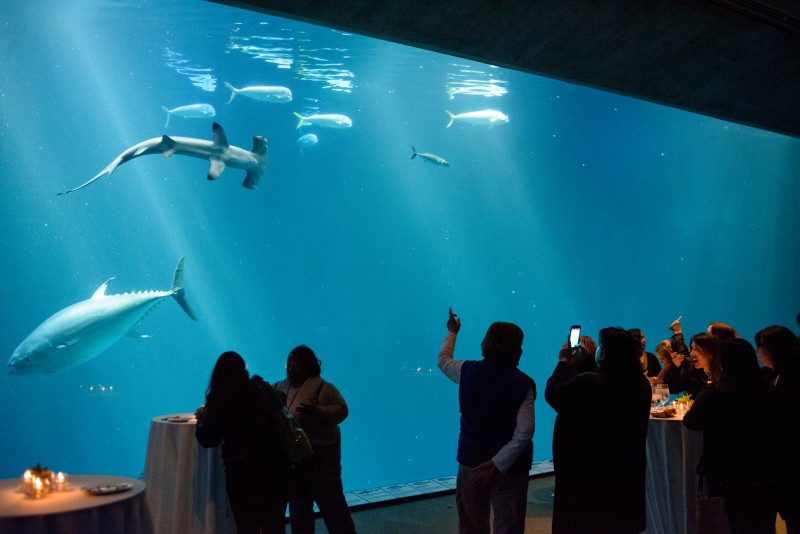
(645, 413), (703, 534)
(0, 474), (154, 534)
(142, 413), (235, 534)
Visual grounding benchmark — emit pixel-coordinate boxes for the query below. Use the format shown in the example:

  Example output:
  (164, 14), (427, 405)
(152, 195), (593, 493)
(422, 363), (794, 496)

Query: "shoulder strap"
(254, 377), (283, 414)
(314, 379), (326, 399)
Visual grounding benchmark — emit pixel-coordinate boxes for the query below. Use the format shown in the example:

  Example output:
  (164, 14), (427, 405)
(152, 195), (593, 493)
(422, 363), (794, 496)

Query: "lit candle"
(21, 470), (32, 493)
(55, 472), (68, 491)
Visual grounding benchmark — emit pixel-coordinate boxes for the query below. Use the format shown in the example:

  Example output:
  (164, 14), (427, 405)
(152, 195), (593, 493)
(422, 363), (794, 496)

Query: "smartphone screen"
(569, 325), (581, 348)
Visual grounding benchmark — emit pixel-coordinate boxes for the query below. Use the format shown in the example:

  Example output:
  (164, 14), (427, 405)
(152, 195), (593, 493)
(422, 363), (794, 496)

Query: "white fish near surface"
(411, 146), (450, 167)
(293, 112), (352, 129)
(161, 103), (216, 127)
(7, 257), (196, 374)
(224, 82), (293, 104)
(59, 123), (267, 194)
(445, 109), (509, 128)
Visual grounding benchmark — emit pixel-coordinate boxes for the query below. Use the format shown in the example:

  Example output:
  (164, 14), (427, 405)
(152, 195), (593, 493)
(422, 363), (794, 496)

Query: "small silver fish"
(411, 146), (450, 167)
(293, 112), (352, 129)
(161, 104), (216, 127)
(225, 82), (293, 104)
(297, 133), (319, 148)
(444, 109), (508, 128)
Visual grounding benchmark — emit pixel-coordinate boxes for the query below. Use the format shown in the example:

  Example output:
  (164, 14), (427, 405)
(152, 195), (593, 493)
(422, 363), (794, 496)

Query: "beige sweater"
(273, 376), (349, 447)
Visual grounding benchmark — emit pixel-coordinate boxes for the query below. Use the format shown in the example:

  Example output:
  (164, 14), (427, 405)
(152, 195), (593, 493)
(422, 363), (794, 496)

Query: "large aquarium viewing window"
(1, 0), (798, 494)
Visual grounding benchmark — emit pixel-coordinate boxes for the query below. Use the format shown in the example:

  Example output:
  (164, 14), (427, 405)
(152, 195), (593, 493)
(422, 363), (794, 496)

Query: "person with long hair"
(755, 325), (800, 533)
(659, 319), (706, 396)
(689, 332), (721, 383)
(437, 308), (535, 534)
(195, 351), (289, 534)
(545, 327), (651, 534)
(645, 338), (670, 386)
(628, 328), (661, 380)
(273, 345), (355, 534)
(683, 338), (784, 533)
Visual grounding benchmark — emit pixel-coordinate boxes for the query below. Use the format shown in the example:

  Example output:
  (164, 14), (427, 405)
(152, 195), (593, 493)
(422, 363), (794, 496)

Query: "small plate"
(81, 482), (133, 495)
(163, 416), (194, 423)
(650, 407), (676, 418)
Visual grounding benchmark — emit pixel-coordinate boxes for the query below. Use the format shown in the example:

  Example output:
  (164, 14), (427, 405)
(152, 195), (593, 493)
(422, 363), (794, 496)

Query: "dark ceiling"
(212, 0), (800, 138)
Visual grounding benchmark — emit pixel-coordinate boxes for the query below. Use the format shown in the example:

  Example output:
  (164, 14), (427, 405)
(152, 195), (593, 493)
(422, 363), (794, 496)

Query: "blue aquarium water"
(1, 0), (798, 491)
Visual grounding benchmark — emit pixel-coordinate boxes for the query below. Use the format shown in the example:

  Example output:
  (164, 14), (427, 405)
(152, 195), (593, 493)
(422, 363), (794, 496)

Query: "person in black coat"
(683, 338), (785, 534)
(755, 326), (800, 533)
(195, 351), (290, 534)
(545, 327), (651, 534)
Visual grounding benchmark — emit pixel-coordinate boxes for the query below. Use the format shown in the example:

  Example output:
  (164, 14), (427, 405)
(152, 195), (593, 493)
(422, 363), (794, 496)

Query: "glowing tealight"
(54, 471), (68, 491)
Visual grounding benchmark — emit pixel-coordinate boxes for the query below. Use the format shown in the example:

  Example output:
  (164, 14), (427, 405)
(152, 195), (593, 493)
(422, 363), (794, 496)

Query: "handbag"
(256, 379), (314, 464)
(695, 475), (731, 534)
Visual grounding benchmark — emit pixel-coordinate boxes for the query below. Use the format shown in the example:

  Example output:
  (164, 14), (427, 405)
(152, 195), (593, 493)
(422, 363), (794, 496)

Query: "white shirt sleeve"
(492, 386), (535, 473)
(438, 331), (464, 383)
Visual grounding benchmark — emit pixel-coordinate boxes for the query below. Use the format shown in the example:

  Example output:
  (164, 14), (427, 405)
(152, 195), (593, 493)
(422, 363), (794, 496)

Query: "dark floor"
(312, 473), (789, 534)
(314, 474), (555, 533)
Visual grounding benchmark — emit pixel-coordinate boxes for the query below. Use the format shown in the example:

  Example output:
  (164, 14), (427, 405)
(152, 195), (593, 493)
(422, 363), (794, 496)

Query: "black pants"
(778, 479), (800, 534)
(723, 481), (780, 534)
(288, 443), (356, 534)
(226, 456), (289, 534)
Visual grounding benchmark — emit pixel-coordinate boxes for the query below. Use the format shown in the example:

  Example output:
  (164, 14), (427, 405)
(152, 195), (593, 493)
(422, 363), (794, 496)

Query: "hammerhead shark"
(59, 123), (267, 194)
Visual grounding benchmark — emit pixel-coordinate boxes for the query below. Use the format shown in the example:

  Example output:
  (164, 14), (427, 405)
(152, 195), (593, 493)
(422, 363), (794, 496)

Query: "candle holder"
(21, 464), (52, 499)
(673, 392), (694, 415)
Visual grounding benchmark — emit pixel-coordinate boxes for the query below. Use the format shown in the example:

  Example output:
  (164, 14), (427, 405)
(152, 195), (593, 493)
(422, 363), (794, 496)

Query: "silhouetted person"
(755, 325), (800, 533)
(628, 328), (661, 379)
(545, 327), (651, 534)
(438, 308), (535, 534)
(707, 321), (739, 341)
(274, 345), (355, 534)
(196, 351), (289, 534)
(684, 339), (784, 533)
(564, 335), (598, 377)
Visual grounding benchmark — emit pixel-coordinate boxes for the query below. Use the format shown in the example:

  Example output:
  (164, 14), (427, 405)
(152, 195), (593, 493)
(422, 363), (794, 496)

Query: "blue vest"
(458, 360), (535, 472)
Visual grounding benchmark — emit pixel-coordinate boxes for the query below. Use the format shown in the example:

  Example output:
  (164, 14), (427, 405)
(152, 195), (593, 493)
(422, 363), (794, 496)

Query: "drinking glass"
(655, 384), (670, 407)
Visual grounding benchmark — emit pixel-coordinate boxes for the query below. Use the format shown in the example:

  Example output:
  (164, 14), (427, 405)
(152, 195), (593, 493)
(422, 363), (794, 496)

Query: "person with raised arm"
(437, 308), (535, 534)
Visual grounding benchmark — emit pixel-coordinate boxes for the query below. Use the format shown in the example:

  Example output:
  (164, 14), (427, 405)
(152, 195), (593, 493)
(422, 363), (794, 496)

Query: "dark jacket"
(545, 361), (651, 534)
(196, 377), (290, 533)
(774, 371), (800, 484)
(196, 378), (284, 468)
(643, 351), (661, 377)
(683, 379), (784, 490)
